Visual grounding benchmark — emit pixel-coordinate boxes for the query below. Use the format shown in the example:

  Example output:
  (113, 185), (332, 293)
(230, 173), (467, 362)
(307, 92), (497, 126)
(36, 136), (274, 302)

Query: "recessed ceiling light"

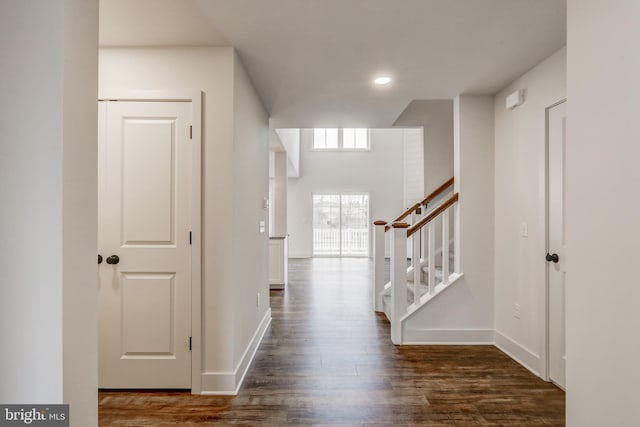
(374, 76), (392, 85)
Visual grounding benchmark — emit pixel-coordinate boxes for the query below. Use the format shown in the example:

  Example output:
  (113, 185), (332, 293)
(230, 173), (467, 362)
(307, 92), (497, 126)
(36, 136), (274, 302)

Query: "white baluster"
(453, 201), (461, 274)
(391, 222), (408, 344)
(410, 211), (417, 273)
(412, 230), (420, 304)
(442, 208), (450, 286)
(421, 206), (427, 262)
(428, 221), (435, 295)
(421, 220), (427, 270)
(373, 221), (387, 312)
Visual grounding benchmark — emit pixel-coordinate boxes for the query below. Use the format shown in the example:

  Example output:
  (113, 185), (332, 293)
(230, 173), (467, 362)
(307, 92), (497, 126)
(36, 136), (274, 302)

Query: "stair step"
(382, 266), (450, 316)
(381, 271), (464, 324)
(382, 280), (428, 314)
(420, 265), (444, 282)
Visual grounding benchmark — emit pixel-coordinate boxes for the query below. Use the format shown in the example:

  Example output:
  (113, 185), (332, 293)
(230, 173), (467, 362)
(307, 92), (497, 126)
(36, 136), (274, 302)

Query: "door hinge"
(189, 125), (193, 139)
(189, 336), (192, 351)
(189, 231), (192, 245)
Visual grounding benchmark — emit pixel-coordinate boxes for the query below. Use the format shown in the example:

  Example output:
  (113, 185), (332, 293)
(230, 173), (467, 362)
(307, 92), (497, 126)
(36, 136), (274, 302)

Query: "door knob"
(106, 255), (120, 265)
(98, 254), (103, 264)
(546, 253), (559, 263)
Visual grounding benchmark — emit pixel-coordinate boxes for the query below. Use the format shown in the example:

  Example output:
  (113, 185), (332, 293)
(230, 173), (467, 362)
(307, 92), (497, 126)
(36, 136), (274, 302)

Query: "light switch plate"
(520, 222), (528, 237)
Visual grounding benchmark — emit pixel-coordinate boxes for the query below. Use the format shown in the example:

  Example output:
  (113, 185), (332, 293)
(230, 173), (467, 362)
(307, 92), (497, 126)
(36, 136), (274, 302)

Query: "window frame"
(311, 192), (371, 257)
(311, 128), (371, 151)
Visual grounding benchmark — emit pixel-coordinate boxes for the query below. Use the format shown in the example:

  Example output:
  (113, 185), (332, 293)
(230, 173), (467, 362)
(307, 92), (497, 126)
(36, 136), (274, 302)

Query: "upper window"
(313, 128), (370, 150)
(313, 128), (339, 149)
(343, 128), (368, 149)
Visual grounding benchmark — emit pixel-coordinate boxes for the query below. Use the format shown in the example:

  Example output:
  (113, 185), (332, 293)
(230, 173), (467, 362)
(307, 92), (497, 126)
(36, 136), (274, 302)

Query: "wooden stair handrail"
(378, 177), (454, 232)
(392, 203), (421, 223)
(407, 193), (459, 237)
(421, 177), (454, 206)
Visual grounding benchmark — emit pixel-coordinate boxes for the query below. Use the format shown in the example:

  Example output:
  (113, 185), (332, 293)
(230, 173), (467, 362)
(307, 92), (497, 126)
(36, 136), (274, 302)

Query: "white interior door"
(98, 100), (192, 388)
(547, 100), (566, 389)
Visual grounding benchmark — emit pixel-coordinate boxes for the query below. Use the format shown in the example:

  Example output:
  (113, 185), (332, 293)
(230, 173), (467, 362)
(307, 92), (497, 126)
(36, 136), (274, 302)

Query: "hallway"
(99, 258), (565, 425)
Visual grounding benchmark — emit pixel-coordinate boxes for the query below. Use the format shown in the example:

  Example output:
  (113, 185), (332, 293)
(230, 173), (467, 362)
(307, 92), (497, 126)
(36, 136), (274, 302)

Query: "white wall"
(270, 151), (288, 237)
(0, 1), (98, 425)
(276, 128), (300, 177)
(566, 2), (640, 425)
(493, 48), (566, 373)
(287, 129), (405, 258)
(231, 51), (271, 373)
(403, 128), (424, 208)
(394, 100), (454, 194)
(99, 47), (270, 393)
(404, 95), (495, 343)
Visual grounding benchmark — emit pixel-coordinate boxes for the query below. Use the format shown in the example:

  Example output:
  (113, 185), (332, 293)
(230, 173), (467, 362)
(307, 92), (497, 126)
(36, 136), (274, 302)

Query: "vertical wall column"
(566, 1), (640, 425)
(452, 95), (495, 328)
(272, 151), (288, 237)
(269, 151), (289, 289)
(0, 1), (99, 426)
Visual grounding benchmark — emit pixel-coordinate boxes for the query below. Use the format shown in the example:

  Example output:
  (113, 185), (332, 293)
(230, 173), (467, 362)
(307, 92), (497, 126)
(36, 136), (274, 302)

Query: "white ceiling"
(100, 0), (566, 128)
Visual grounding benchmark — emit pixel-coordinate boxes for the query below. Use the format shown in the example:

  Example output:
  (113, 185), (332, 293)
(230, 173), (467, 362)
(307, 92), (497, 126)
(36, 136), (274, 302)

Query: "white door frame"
(98, 90), (203, 394)
(541, 98), (566, 383)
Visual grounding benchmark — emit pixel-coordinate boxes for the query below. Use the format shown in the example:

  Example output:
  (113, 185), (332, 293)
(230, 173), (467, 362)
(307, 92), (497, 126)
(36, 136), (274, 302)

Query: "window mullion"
(338, 194), (343, 256)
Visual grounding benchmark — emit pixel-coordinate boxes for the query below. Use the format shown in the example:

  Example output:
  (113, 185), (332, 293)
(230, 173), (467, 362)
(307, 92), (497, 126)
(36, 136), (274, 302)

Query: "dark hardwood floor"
(99, 258), (565, 426)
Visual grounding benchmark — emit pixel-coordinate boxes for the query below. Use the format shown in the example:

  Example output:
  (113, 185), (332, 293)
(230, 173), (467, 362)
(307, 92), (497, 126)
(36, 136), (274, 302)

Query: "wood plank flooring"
(99, 258), (565, 426)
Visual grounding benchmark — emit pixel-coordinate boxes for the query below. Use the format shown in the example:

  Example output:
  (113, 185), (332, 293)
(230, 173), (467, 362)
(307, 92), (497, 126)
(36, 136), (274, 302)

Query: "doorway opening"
(545, 99), (566, 390)
(312, 193), (370, 257)
(97, 92), (202, 393)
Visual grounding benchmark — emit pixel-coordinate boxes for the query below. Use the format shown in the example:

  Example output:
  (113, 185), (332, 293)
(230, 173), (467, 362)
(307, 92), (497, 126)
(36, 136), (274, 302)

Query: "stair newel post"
(427, 221), (436, 295)
(442, 208), (450, 286)
(391, 222), (409, 344)
(373, 221), (387, 312)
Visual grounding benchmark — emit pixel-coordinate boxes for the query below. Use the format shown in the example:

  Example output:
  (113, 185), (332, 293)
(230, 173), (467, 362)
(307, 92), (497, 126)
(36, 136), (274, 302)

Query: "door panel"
(121, 273), (175, 356)
(548, 101), (566, 389)
(312, 194), (369, 257)
(340, 194), (369, 256)
(313, 194), (341, 255)
(122, 118), (176, 245)
(99, 101), (192, 388)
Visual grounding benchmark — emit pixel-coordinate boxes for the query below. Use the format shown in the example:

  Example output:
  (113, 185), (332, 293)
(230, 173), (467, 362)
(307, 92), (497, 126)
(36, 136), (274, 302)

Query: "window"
(313, 193), (369, 257)
(343, 128), (369, 149)
(313, 128), (369, 150)
(313, 128), (338, 149)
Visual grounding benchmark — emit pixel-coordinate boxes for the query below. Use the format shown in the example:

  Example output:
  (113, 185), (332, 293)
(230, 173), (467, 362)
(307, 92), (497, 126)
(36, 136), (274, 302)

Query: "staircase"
(380, 259), (450, 319)
(373, 178), (463, 344)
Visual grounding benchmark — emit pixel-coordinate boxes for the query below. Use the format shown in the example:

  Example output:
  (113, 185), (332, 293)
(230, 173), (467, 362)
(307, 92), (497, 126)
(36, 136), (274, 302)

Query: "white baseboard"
(403, 328), (495, 344)
(200, 308), (271, 395)
(494, 330), (541, 377)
